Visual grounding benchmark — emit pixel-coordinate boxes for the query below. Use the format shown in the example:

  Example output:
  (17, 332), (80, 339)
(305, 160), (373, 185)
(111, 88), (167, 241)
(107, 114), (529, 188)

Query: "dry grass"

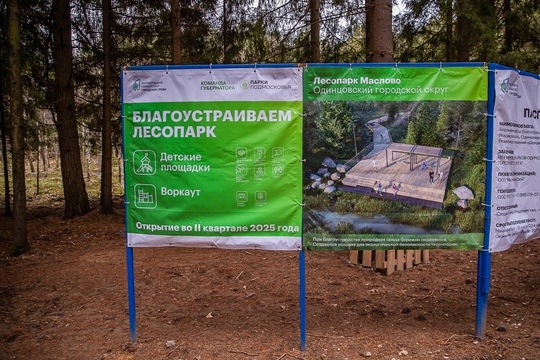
(1, 155), (124, 211)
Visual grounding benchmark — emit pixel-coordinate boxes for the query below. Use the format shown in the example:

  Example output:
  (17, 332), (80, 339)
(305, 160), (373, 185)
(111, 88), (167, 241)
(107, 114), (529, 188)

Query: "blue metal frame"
(303, 62), (486, 68)
(488, 63), (540, 80)
(121, 61), (534, 347)
(125, 63), (299, 71)
(125, 62), (490, 72)
(475, 63), (496, 339)
(476, 63), (540, 338)
(121, 63), (304, 344)
(121, 68), (138, 342)
(299, 250), (307, 351)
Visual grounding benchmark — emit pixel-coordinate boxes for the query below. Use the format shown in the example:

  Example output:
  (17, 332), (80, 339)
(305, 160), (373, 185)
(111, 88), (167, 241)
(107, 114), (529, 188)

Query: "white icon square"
(133, 150), (156, 175)
(236, 191), (248, 202)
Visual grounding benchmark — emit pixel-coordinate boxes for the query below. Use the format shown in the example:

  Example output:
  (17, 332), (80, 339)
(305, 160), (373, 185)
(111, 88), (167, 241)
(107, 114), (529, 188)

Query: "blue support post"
(299, 249), (307, 351)
(126, 246), (137, 342)
(476, 63), (495, 339)
(475, 249), (491, 338)
(121, 69), (137, 342)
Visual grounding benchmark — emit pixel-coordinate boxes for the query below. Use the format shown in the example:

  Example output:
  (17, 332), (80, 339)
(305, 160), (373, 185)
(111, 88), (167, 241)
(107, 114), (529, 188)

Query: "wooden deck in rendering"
(341, 145), (453, 209)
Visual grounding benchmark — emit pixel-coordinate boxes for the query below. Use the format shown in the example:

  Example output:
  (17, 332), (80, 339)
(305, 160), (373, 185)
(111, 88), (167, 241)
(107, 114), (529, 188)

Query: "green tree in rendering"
(315, 101), (354, 159)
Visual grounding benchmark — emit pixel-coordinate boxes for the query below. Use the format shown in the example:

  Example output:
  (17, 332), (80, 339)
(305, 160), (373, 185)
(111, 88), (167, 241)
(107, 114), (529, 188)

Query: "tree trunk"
(52, 0), (90, 219)
(476, 0), (496, 60)
(28, 155), (35, 173)
(8, 0), (30, 254)
(222, 0), (229, 63)
(365, 0), (394, 62)
(115, 146), (122, 184)
(40, 143), (49, 173)
(83, 128), (91, 181)
(171, 0), (181, 64)
(310, 0), (321, 62)
(36, 147), (40, 195)
(443, 0), (454, 61)
(100, 0), (114, 214)
(455, 0), (470, 61)
(0, 84), (11, 215)
(502, 0), (513, 54)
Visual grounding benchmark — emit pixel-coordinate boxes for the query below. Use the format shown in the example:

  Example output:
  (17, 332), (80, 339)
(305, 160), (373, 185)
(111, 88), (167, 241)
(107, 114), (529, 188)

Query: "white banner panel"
(490, 69), (540, 252)
(123, 67), (302, 103)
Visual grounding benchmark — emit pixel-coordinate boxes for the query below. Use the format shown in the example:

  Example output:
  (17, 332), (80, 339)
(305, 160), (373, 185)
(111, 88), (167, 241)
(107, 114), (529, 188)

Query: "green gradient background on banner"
(123, 100), (303, 240)
(304, 66), (488, 102)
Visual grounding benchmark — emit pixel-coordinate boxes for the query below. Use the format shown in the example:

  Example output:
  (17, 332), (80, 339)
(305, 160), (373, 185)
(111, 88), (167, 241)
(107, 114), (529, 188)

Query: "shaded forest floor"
(1, 199), (540, 359)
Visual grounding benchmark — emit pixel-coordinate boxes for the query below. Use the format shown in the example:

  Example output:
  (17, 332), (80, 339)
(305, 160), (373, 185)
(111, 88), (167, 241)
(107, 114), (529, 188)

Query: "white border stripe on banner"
(127, 233), (301, 250)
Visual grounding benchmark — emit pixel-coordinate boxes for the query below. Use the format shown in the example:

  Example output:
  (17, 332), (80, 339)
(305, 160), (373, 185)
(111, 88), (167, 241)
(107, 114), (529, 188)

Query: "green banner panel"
(122, 67), (303, 250)
(304, 66), (488, 102)
(302, 65), (488, 250)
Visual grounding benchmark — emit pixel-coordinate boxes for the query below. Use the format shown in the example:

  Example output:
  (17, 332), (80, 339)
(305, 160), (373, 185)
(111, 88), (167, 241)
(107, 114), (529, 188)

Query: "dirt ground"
(1, 201), (540, 360)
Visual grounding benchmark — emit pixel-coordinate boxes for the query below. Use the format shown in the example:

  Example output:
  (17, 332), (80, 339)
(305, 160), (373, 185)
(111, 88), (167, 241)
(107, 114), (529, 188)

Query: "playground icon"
(133, 150), (156, 175)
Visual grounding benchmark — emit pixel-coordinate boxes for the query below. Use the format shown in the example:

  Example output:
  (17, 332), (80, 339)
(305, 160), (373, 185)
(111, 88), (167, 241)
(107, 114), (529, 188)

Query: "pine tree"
(52, 0), (90, 219)
(315, 101), (354, 160)
(8, 0), (31, 255)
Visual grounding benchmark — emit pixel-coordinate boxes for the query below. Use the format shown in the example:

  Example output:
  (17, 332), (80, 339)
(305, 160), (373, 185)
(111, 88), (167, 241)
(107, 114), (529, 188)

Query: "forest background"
(1, 0), (539, 255)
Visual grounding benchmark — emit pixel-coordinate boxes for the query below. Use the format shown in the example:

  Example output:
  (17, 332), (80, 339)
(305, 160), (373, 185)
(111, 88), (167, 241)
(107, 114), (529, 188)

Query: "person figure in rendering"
(372, 158), (378, 172)
(377, 181), (382, 196)
(438, 170), (444, 182)
(421, 160), (427, 171)
(429, 169), (434, 183)
(392, 183), (398, 196)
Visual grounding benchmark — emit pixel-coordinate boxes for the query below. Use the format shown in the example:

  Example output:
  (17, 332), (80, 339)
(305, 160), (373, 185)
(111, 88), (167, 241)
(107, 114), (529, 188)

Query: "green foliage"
(303, 193), (331, 210)
(454, 209), (485, 233)
(315, 101), (355, 159)
(348, 101), (382, 121)
(395, 0), (538, 73)
(353, 196), (394, 215)
(5, 0), (539, 228)
(305, 190), (464, 233)
(334, 197), (354, 214)
(21, 155), (125, 203)
(389, 121), (408, 143)
(335, 221), (354, 234)
(388, 208), (453, 231)
(303, 101), (322, 160)
(387, 103), (398, 122)
(405, 102), (440, 146)
(435, 102), (452, 147)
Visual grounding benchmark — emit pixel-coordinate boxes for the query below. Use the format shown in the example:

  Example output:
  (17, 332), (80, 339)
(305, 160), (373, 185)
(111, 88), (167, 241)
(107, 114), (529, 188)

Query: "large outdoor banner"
(489, 65), (540, 252)
(121, 66), (303, 250)
(302, 65), (488, 250)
